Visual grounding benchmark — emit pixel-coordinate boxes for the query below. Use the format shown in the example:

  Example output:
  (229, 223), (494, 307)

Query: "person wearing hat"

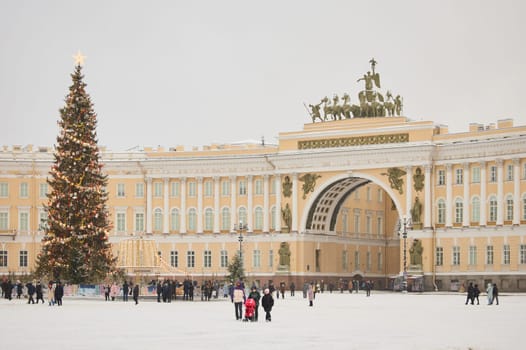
(261, 288), (274, 322)
(248, 286), (261, 321)
(231, 281), (246, 320)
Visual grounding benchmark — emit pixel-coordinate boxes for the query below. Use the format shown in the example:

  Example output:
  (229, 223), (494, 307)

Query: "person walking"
(231, 281), (245, 320)
(307, 283), (314, 307)
(48, 281), (56, 306)
(248, 286), (261, 321)
(465, 282), (474, 305)
(54, 281), (64, 306)
(290, 282), (295, 297)
(16, 280), (23, 299)
(104, 285), (110, 301)
(26, 281), (35, 304)
(132, 283), (140, 305)
(261, 288), (274, 322)
(491, 284), (499, 305)
(473, 284), (480, 305)
(122, 281), (129, 302)
(486, 283), (493, 305)
(110, 283), (119, 301)
(35, 281), (44, 304)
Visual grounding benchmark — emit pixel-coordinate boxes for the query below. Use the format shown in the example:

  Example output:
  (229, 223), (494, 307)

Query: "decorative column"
(405, 166), (412, 220)
(292, 173), (298, 233)
(230, 175), (237, 231)
(424, 165), (432, 229)
(146, 177), (152, 234)
(479, 161), (487, 226)
(180, 177), (187, 234)
(197, 177), (203, 234)
(275, 175), (282, 232)
(445, 164), (453, 228)
(247, 175), (253, 232)
(497, 159), (504, 226)
(463, 163), (470, 227)
(213, 176), (220, 233)
(263, 175), (269, 233)
(163, 177), (169, 234)
(513, 159), (520, 225)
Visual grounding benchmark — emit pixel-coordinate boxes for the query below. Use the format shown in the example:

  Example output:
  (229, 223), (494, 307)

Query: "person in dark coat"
(54, 281), (64, 306)
(492, 284), (499, 305)
(26, 281), (36, 304)
(261, 288), (274, 322)
(122, 281), (129, 302)
(248, 286), (261, 321)
(132, 283), (139, 305)
(5, 280), (13, 300)
(290, 282), (295, 296)
(465, 282), (474, 305)
(35, 281), (44, 304)
(473, 284), (481, 305)
(157, 281), (162, 302)
(16, 280), (23, 299)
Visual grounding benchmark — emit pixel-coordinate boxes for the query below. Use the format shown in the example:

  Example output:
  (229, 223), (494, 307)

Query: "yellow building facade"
(1, 116), (526, 291)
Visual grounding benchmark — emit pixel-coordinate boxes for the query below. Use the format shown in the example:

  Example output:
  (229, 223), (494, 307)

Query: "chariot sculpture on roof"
(306, 58), (403, 122)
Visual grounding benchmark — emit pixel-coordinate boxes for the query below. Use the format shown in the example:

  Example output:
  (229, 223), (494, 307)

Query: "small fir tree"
(227, 254), (245, 283)
(35, 57), (115, 283)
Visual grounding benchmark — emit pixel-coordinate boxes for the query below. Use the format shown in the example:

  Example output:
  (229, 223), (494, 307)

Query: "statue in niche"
(411, 196), (422, 224)
(381, 167), (406, 194)
(281, 203), (292, 232)
(278, 242), (291, 268)
(413, 167), (424, 192)
(409, 239), (423, 267)
(299, 173), (321, 199)
(282, 176), (292, 198)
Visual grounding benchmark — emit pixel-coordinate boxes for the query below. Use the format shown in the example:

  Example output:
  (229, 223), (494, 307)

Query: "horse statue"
(394, 95), (403, 116)
(384, 91), (396, 116)
(331, 94), (343, 120)
(341, 93), (353, 119)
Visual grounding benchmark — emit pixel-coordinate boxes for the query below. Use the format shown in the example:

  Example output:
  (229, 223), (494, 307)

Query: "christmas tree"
(35, 53), (115, 283)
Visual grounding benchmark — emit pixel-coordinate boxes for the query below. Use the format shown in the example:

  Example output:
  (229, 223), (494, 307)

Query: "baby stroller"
(243, 298), (256, 322)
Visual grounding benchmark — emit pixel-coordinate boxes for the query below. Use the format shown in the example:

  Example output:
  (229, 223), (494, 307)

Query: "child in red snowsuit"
(243, 297), (256, 322)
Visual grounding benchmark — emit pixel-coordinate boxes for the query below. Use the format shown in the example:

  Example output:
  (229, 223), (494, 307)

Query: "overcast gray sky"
(1, 0), (525, 151)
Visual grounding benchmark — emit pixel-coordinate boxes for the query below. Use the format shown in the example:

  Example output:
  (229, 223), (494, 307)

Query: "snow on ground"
(1, 291), (524, 350)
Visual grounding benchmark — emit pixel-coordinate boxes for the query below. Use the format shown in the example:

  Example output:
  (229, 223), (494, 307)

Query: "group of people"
(230, 281), (274, 322)
(465, 282), (499, 305)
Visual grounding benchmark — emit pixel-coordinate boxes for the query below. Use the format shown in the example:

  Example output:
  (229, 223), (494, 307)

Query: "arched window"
(506, 195), (514, 221)
(205, 208), (214, 231)
(489, 196), (498, 222)
(471, 197), (480, 223)
(153, 208), (162, 231)
(238, 207), (247, 226)
(437, 199), (446, 224)
(221, 207), (230, 231)
(454, 198), (463, 224)
(170, 208), (179, 231)
(254, 207), (263, 230)
(188, 208), (197, 231)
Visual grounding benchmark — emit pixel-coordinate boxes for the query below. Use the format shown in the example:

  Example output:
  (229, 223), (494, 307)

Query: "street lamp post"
(398, 216), (412, 291)
(234, 222), (248, 269)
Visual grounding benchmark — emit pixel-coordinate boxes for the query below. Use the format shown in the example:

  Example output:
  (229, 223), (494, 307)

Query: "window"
(520, 244), (526, 265)
(471, 197), (480, 222)
(353, 212), (360, 234)
(468, 246), (477, 265)
(506, 196), (513, 221)
(170, 251), (178, 267)
(188, 182), (196, 197)
(220, 250), (228, 268)
(354, 251), (360, 269)
(135, 183), (144, 197)
(153, 182), (162, 197)
(0, 211), (8, 230)
(503, 244), (510, 265)
(455, 168), (463, 185)
(0, 251), (7, 267)
(19, 250), (28, 267)
(366, 251), (371, 271)
(376, 217), (383, 236)
(135, 212), (144, 232)
(437, 170), (445, 185)
(269, 250), (273, 267)
(188, 208), (197, 231)
(489, 196), (497, 222)
(436, 247), (443, 266)
(489, 166), (497, 183)
(254, 207), (263, 230)
(20, 182), (29, 198)
(221, 207), (231, 231)
(486, 246), (494, 265)
(204, 250), (212, 268)
(471, 167), (480, 183)
(204, 181), (213, 197)
(186, 251), (195, 268)
(0, 183), (8, 197)
(506, 164), (513, 181)
(238, 207), (247, 226)
(255, 179), (263, 195)
(454, 198), (463, 224)
(377, 189), (383, 202)
(170, 209), (179, 231)
(253, 250), (261, 268)
(116, 212), (126, 233)
(205, 208), (213, 231)
(39, 211), (47, 230)
(221, 180), (230, 196)
(239, 180), (247, 195)
(452, 246), (460, 265)
(366, 214), (372, 234)
(271, 207), (277, 231)
(19, 211), (29, 232)
(170, 182), (180, 197)
(153, 208), (162, 231)
(377, 252), (382, 271)
(342, 250), (348, 270)
(523, 163), (526, 179)
(437, 199), (446, 224)
(39, 183), (48, 198)
(523, 195), (526, 221)
(117, 183), (125, 197)
(366, 187), (371, 201)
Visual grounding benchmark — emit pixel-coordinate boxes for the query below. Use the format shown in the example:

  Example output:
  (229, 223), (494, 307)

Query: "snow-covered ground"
(1, 291), (524, 350)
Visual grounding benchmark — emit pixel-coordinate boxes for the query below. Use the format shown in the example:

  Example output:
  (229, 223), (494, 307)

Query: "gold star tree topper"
(73, 51), (87, 66)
